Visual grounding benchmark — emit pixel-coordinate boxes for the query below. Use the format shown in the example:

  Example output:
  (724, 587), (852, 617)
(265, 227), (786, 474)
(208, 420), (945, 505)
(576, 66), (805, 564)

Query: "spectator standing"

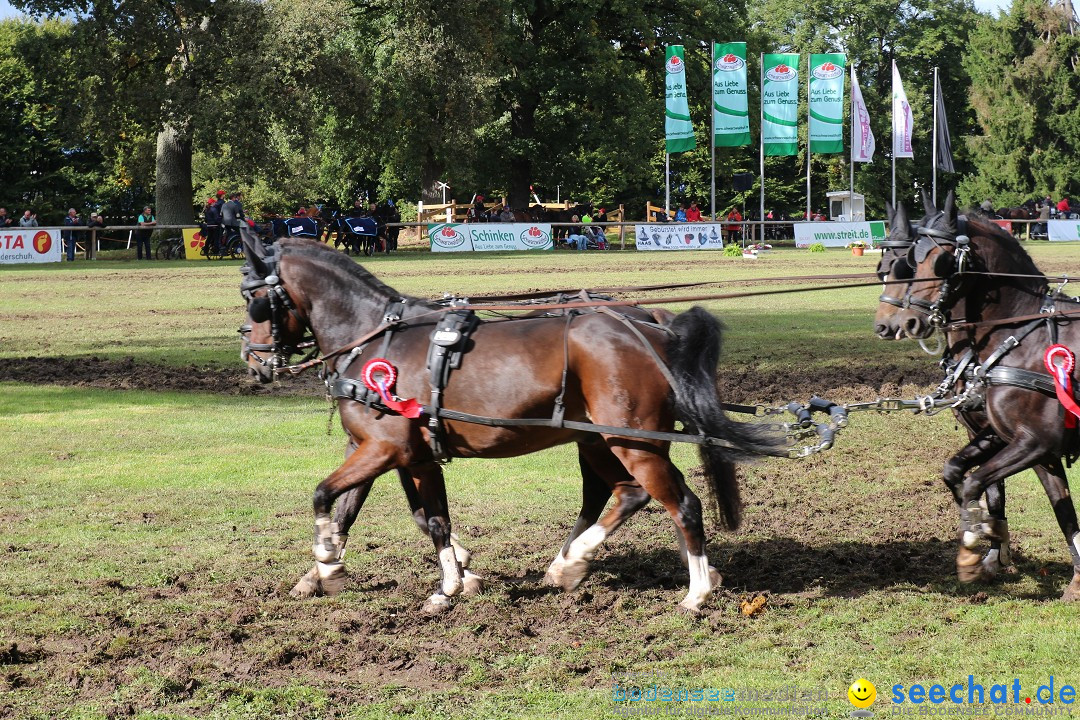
(61, 208), (81, 261)
(135, 206), (156, 260)
(686, 201), (702, 222)
(203, 197), (222, 255)
(0, 208), (11, 227)
(674, 202), (688, 223)
(383, 200), (401, 253)
(18, 210), (38, 227)
(724, 207), (743, 244)
(980, 198), (993, 213)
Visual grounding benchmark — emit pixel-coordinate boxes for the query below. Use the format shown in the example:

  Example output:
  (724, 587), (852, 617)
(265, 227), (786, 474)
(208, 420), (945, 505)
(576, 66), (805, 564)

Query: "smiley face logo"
(848, 679), (876, 709)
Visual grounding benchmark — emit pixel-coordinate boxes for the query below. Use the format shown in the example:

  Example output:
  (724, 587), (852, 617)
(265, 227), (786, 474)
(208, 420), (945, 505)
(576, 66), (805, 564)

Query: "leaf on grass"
(740, 595), (767, 617)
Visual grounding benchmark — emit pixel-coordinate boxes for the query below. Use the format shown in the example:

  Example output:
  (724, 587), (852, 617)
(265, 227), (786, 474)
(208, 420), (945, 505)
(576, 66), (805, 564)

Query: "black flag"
(935, 83), (956, 173)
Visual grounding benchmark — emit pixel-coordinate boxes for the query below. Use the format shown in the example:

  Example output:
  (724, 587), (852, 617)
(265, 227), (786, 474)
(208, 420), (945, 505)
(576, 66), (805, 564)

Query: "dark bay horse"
(237, 231), (780, 612)
(874, 198), (1015, 580)
(894, 191), (1080, 599)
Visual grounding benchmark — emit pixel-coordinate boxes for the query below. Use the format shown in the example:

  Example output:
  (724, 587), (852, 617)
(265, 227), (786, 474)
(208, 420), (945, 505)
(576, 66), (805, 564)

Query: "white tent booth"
(827, 191), (865, 221)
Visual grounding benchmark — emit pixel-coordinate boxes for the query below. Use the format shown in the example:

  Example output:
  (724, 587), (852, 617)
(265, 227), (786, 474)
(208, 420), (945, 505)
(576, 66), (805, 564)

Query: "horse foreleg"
(400, 467), (480, 594)
(544, 443), (616, 587)
(1032, 460), (1080, 600)
(941, 429), (1006, 581)
(310, 443), (396, 595)
(956, 437), (1047, 585)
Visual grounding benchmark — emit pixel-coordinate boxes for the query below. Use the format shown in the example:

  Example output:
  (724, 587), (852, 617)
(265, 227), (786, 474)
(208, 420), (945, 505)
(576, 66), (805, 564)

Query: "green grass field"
(4, 245), (1080, 719)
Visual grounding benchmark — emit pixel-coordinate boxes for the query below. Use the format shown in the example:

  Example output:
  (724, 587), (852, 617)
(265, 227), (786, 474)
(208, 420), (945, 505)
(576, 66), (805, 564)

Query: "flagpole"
(806, 55), (811, 221)
(891, 60), (897, 207)
(711, 43), (717, 220)
(849, 63), (855, 218)
(932, 66), (939, 206)
(759, 53), (765, 237)
(665, 152), (670, 214)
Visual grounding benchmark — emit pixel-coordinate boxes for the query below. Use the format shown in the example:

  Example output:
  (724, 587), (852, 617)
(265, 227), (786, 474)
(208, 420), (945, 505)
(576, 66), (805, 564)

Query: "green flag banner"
(809, 53), (846, 154)
(712, 42), (750, 147)
(665, 45), (696, 153)
(762, 53), (799, 156)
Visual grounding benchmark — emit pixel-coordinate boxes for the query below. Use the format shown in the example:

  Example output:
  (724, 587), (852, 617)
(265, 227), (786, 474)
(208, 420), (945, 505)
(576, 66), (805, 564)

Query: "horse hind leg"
(544, 443), (617, 587)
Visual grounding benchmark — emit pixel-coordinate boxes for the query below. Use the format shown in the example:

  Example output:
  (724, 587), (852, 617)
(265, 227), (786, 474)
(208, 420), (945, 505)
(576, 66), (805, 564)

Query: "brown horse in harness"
(236, 229), (781, 612)
(891, 191), (1080, 599)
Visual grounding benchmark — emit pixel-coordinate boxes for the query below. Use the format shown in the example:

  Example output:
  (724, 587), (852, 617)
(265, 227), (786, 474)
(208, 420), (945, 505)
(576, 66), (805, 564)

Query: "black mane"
(919, 209), (1046, 290)
(278, 238), (435, 307)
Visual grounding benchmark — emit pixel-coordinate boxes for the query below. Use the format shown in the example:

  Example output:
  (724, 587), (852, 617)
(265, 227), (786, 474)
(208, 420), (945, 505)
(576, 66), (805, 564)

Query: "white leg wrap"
(1072, 532), (1080, 561)
(439, 546), (463, 597)
(449, 533), (471, 570)
(312, 516), (337, 563)
(681, 553), (712, 611)
(316, 560), (343, 580)
(565, 524), (607, 565)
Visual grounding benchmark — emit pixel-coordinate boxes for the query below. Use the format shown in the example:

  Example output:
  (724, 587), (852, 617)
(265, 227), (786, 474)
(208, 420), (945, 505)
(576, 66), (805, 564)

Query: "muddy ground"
(4, 359), (1034, 720)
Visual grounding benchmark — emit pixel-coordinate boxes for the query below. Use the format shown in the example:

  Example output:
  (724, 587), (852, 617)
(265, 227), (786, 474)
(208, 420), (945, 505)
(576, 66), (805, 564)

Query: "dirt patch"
(0, 355), (938, 406)
(0, 356), (324, 396)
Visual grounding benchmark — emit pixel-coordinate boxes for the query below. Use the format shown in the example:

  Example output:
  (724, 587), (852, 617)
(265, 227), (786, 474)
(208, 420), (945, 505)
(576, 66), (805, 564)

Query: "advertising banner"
(665, 45), (696, 153)
(762, 53), (800, 156)
(793, 221), (886, 248)
(809, 53), (846, 154)
(712, 42), (750, 147)
(634, 224), (727, 251)
(184, 227), (208, 259)
(428, 223), (553, 252)
(1048, 220), (1080, 242)
(0, 228), (62, 264)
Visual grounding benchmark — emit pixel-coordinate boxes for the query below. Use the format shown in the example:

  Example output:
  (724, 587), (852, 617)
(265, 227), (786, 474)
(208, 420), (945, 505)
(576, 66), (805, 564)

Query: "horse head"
(897, 190), (1046, 339)
(237, 227), (313, 383)
(874, 200), (916, 339)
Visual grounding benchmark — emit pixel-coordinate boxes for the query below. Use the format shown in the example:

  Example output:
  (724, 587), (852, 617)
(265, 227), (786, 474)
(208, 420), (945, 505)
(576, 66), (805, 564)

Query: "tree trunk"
(420, 147), (445, 204)
(155, 122), (194, 224)
(508, 95), (539, 210)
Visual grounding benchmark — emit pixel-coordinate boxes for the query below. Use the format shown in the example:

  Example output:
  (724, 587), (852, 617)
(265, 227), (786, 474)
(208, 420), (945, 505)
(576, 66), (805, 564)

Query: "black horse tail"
(666, 306), (782, 530)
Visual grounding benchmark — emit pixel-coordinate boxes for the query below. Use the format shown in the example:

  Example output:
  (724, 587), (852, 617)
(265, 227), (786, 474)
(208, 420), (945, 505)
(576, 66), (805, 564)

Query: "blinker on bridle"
(903, 213), (973, 328)
(239, 263), (316, 371)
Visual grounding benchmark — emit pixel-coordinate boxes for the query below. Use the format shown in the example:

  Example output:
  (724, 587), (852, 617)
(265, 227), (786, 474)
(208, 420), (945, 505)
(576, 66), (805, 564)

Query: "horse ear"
(239, 225), (272, 278)
(943, 189), (958, 226)
(921, 188), (935, 215)
(894, 202), (910, 237)
(886, 202), (895, 224)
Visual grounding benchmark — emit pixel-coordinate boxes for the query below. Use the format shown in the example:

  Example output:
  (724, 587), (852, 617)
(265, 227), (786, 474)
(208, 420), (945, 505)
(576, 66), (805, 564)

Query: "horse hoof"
(956, 547), (987, 583)
(422, 593), (453, 614)
(289, 567), (321, 599)
(542, 568), (562, 587)
(559, 559), (589, 592)
(709, 566), (723, 589)
(462, 571), (484, 596)
(317, 562), (348, 596)
(678, 598), (705, 616)
(1061, 574), (1080, 602)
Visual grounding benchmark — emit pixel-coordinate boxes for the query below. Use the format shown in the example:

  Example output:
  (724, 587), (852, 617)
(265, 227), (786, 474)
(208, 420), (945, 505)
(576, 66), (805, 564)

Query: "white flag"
(851, 65), (875, 163)
(892, 60), (914, 159)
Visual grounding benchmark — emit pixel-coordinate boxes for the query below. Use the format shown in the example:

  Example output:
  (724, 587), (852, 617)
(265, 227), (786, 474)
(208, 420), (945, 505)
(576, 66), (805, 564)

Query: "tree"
(959, 0), (1080, 206)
